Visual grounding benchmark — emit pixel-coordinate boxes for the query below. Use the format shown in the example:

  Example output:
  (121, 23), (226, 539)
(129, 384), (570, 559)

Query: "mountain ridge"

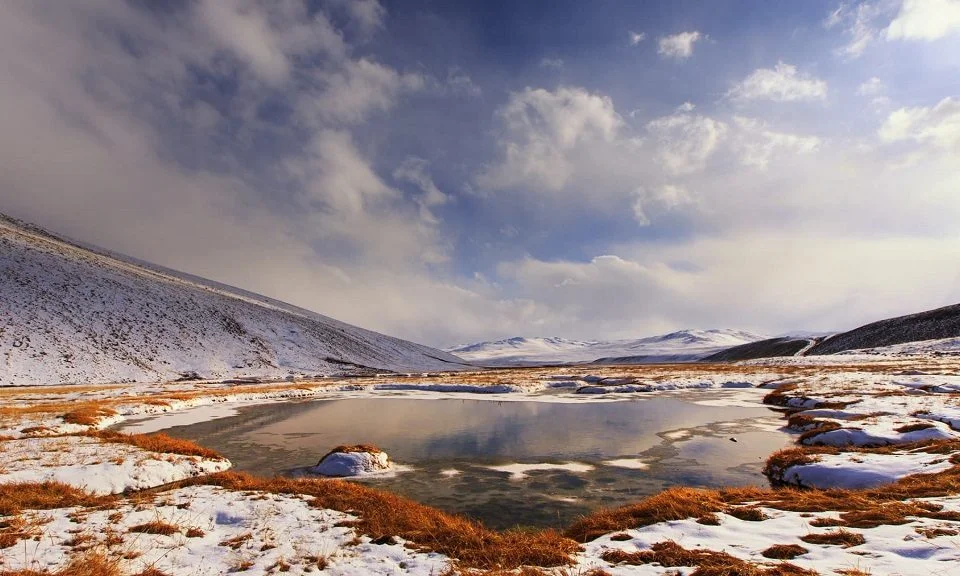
(447, 329), (766, 366)
(0, 214), (472, 386)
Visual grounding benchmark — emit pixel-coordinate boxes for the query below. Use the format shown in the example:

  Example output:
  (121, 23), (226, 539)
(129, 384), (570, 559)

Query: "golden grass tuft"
(128, 520), (180, 536)
(894, 422), (935, 433)
(62, 404), (117, 426)
(600, 540), (816, 576)
(89, 430), (223, 459)
(799, 529), (865, 547)
(187, 471), (579, 569)
(761, 544), (808, 560)
(0, 552), (122, 576)
(0, 481), (111, 516)
(318, 443), (384, 462)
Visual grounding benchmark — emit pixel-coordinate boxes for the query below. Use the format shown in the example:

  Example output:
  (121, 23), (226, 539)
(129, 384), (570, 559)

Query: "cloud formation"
(1, 0), (959, 347)
(728, 62), (828, 102)
(658, 31), (702, 59)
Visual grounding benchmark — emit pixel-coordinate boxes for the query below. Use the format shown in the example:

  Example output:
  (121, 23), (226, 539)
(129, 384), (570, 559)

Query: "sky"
(1, 0), (960, 348)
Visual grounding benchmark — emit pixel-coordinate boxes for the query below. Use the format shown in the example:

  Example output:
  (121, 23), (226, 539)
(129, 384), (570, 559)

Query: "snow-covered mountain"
(0, 215), (472, 386)
(446, 329), (766, 366)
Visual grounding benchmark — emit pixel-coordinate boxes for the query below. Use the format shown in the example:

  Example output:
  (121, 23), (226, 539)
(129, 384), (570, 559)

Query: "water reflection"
(156, 397), (790, 529)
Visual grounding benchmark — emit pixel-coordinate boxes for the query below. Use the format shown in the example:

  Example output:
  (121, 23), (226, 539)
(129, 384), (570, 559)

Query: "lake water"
(148, 395), (791, 529)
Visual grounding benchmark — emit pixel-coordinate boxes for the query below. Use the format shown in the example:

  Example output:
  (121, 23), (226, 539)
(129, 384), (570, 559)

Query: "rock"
(313, 445), (392, 477)
(729, 437), (738, 443)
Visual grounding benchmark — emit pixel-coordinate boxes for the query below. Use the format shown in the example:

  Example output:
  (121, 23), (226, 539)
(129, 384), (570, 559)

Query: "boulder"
(312, 445), (391, 477)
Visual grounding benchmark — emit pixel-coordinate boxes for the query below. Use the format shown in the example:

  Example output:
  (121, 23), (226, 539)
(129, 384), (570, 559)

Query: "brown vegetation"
(62, 404), (117, 426)
(600, 540), (816, 576)
(0, 481), (111, 516)
(318, 443), (384, 462)
(761, 544), (808, 560)
(0, 552), (121, 576)
(799, 529), (865, 547)
(894, 422), (935, 433)
(89, 430), (223, 459)
(129, 520), (180, 536)
(184, 471), (579, 569)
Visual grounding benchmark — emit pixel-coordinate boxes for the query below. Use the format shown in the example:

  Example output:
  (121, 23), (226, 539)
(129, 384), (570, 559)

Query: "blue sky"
(1, 0), (959, 346)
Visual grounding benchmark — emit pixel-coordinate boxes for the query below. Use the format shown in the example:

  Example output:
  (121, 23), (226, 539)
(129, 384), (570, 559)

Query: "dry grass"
(183, 471), (579, 569)
(0, 481), (111, 516)
(0, 514), (44, 549)
(761, 544), (808, 559)
(797, 421), (842, 444)
(0, 552), (122, 576)
(131, 569), (172, 576)
(726, 506), (768, 522)
(799, 529), (865, 547)
(600, 540), (816, 576)
(89, 430), (223, 459)
(129, 520), (180, 536)
(916, 526), (958, 538)
(318, 443), (383, 462)
(62, 404), (117, 426)
(894, 422), (936, 433)
(564, 487), (760, 542)
(185, 527), (205, 538)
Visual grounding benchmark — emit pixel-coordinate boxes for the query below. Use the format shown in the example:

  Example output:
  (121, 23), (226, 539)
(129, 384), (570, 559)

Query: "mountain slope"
(0, 215), (471, 386)
(701, 337), (816, 362)
(447, 329), (765, 366)
(807, 303), (960, 355)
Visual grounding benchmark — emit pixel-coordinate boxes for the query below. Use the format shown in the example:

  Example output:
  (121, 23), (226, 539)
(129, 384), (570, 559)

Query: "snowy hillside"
(447, 329), (765, 366)
(808, 303), (960, 355)
(0, 215), (472, 386)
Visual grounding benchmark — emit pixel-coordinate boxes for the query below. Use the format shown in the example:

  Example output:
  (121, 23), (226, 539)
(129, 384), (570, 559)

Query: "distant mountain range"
(0, 214), (472, 386)
(446, 329), (766, 366)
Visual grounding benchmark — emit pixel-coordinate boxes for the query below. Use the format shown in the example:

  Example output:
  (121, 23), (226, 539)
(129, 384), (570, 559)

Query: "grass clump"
(90, 430), (223, 459)
(0, 552), (122, 576)
(0, 481), (110, 516)
(129, 520), (179, 536)
(62, 404), (117, 426)
(799, 529), (865, 547)
(761, 544), (808, 559)
(601, 540), (816, 576)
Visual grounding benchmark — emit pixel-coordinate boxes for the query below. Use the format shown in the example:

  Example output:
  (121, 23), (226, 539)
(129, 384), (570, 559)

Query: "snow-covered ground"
(0, 216), (471, 386)
(446, 329), (765, 365)
(3, 359), (960, 575)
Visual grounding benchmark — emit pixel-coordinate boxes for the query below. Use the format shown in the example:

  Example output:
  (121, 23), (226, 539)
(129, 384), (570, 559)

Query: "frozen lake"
(146, 394), (791, 529)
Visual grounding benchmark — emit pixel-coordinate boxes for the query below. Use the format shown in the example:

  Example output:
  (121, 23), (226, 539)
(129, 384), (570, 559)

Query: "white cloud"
(830, 1), (889, 58)
(727, 62), (828, 103)
(540, 57), (565, 69)
(887, 0), (960, 40)
(646, 111), (727, 175)
(676, 102), (696, 113)
(733, 117), (822, 169)
(301, 58), (424, 125)
(879, 97), (960, 149)
(632, 184), (695, 226)
(657, 31), (702, 60)
(629, 31), (647, 46)
(394, 157), (450, 225)
(197, 0), (346, 84)
(477, 87), (623, 192)
(331, 0), (386, 36)
(857, 76), (885, 95)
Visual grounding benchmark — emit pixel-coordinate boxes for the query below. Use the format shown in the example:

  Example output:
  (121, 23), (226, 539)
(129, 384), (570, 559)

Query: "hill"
(0, 215), (471, 386)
